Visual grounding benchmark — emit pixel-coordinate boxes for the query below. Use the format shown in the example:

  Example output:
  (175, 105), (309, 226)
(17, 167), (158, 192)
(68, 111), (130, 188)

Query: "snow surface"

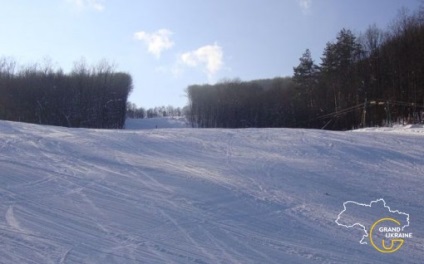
(125, 117), (189, 130)
(1, 120), (423, 263)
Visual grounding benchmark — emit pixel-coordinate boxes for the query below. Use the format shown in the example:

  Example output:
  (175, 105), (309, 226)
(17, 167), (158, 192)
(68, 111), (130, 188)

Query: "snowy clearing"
(125, 117), (189, 130)
(0, 120), (423, 263)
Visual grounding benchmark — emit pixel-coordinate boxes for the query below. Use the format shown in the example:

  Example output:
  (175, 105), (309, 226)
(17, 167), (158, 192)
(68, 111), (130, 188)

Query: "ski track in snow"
(0, 120), (423, 263)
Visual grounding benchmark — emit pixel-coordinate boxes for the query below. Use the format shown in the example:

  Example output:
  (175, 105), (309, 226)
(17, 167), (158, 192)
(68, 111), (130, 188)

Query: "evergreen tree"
(293, 49), (319, 125)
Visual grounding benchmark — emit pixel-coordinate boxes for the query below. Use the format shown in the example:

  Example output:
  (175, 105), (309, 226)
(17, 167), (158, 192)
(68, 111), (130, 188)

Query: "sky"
(0, 0), (422, 108)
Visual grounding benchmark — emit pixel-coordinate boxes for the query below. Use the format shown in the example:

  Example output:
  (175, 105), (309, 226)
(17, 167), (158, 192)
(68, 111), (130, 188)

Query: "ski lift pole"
(362, 98), (367, 128)
(386, 101), (391, 127)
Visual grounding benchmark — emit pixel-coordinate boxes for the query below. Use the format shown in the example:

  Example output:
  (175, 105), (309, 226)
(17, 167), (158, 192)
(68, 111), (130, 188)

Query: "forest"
(0, 59), (132, 128)
(1, 6), (423, 130)
(187, 7), (424, 130)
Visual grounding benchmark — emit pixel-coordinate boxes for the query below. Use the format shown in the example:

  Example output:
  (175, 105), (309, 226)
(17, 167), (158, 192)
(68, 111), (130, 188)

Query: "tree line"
(0, 59), (132, 128)
(187, 6), (424, 130)
(187, 78), (297, 128)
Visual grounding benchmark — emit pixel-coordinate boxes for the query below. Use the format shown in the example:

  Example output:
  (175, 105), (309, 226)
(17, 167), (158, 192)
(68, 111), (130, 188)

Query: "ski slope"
(0, 120), (423, 263)
(125, 117), (189, 130)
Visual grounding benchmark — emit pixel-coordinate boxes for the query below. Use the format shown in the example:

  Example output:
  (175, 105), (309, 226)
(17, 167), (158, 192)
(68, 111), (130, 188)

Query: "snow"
(0, 119), (423, 263)
(125, 117), (189, 130)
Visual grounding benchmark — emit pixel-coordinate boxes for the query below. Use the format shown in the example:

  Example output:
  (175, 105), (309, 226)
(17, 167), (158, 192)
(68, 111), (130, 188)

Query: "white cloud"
(67, 0), (105, 12)
(298, 0), (312, 14)
(134, 29), (174, 59)
(180, 43), (224, 78)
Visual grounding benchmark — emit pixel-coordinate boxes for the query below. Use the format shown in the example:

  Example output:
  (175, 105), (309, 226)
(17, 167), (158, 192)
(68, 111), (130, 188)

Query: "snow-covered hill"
(1, 120), (423, 263)
(125, 117), (189, 130)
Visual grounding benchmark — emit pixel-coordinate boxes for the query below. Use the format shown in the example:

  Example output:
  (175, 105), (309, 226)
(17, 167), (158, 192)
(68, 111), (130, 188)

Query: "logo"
(335, 198), (412, 253)
(369, 217), (412, 253)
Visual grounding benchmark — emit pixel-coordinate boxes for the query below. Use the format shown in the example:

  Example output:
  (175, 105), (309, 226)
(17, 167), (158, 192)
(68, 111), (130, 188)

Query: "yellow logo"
(369, 217), (406, 253)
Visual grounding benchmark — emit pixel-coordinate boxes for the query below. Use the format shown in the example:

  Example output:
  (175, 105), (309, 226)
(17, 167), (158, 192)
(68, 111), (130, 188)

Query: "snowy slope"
(125, 117), (189, 130)
(0, 120), (423, 263)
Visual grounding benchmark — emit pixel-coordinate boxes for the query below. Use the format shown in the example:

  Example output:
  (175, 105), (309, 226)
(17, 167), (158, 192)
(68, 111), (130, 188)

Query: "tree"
(293, 49), (319, 125)
(359, 24), (385, 57)
(0, 58), (132, 128)
(319, 29), (363, 129)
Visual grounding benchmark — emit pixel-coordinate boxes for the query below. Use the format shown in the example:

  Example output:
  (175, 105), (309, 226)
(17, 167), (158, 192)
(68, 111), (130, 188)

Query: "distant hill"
(125, 117), (189, 129)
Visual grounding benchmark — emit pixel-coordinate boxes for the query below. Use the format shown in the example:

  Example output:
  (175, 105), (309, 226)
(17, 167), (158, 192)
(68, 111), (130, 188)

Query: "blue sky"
(0, 0), (422, 108)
